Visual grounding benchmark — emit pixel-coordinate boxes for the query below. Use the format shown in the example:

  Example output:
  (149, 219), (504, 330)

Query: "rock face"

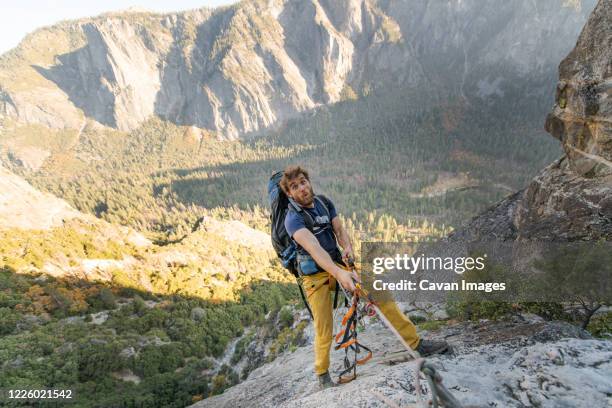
(192, 317), (610, 408)
(450, 0), (612, 242)
(0, 0), (595, 138)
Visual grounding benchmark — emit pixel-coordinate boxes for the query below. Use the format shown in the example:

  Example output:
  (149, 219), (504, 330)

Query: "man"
(281, 165), (449, 389)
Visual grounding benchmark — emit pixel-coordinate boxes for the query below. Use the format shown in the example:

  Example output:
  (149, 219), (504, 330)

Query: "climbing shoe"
(318, 372), (336, 390)
(415, 339), (450, 357)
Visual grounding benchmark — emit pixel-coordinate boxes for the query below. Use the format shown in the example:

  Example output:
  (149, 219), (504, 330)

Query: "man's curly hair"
(280, 165), (310, 195)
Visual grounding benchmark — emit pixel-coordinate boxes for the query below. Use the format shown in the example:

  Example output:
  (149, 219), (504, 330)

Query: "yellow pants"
(303, 271), (420, 375)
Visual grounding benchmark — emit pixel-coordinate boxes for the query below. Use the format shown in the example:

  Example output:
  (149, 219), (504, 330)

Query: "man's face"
(287, 174), (314, 206)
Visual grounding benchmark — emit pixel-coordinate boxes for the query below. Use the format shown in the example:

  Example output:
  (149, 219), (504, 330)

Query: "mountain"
(0, 0), (599, 235)
(0, 0), (596, 139)
(449, 0), (612, 242)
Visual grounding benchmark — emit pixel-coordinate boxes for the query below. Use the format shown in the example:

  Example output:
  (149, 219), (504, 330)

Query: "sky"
(0, 0), (238, 55)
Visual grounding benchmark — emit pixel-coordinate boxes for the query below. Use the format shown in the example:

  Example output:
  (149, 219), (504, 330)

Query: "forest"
(1, 85), (561, 246)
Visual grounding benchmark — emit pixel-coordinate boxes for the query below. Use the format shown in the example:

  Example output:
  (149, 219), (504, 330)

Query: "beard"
(293, 186), (315, 207)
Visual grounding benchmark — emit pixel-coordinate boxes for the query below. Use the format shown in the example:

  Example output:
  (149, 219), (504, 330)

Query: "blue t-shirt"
(285, 196), (338, 256)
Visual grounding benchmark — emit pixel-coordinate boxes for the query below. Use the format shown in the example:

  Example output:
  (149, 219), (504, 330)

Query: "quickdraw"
(334, 285), (373, 383)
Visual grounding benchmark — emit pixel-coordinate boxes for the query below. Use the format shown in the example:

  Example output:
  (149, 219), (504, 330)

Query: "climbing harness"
(334, 262), (463, 408)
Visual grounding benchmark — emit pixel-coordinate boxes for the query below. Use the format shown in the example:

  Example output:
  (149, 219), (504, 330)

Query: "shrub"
(278, 307), (294, 329)
(77, 342), (123, 382)
(0, 307), (19, 335)
(587, 312), (612, 339)
(99, 288), (117, 309)
(409, 314), (427, 324)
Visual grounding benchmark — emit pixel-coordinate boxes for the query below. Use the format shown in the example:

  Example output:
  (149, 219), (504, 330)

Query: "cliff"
(193, 313), (610, 407)
(449, 0), (611, 242)
(0, 0), (595, 139)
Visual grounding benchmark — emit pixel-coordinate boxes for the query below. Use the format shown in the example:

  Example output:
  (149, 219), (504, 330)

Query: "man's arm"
(332, 216), (354, 264)
(293, 228), (356, 292)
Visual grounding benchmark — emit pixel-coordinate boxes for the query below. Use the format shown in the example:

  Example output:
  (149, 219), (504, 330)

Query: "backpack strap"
(314, 194), (332, 221)
(287, 198), (316, 232)
(288, 194), (336, 239)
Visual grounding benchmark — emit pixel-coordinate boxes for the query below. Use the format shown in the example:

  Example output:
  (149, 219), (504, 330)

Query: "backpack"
(267, 171), (336, 316)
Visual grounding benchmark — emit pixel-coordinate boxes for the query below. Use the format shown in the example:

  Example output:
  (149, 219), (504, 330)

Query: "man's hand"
(335, 268), (356, 293)
(292, 228), (357, 292)
(341, 247), (354, 266)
